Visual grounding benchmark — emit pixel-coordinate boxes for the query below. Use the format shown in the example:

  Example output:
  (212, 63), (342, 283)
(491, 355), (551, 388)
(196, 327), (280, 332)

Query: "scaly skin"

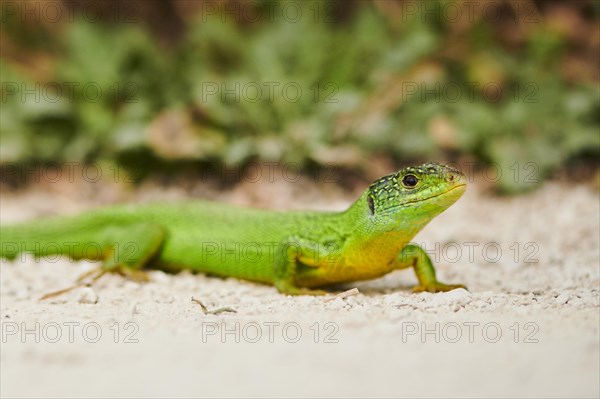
(0, 163), (467, 295)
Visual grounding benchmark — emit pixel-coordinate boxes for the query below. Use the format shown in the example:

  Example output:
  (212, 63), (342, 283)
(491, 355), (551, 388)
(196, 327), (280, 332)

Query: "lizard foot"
(275, 282), (328, 296)
(39, 266), (108, 300)
(285, 288), (328, 296)
(412, 282), (467, 293)
(103, 264), (150, 283)
(40, 265), (149, 300)
(281, 287), (328, 296)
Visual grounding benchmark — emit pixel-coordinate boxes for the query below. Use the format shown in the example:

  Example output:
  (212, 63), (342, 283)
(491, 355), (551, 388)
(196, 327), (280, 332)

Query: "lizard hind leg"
(98, 223), (166, 281)
(40, 223), (166, 300)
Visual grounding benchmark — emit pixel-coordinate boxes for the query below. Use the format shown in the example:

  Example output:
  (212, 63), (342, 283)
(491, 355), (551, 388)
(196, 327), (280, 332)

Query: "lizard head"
(364, 163), (466, 231)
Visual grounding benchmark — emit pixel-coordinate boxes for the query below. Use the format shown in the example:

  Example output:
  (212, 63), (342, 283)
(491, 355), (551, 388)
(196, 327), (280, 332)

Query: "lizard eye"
(401, 174), (419, 188)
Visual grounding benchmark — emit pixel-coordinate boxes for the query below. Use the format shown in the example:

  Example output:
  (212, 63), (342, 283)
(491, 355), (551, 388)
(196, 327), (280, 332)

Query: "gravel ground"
(1, 177), (599, 398)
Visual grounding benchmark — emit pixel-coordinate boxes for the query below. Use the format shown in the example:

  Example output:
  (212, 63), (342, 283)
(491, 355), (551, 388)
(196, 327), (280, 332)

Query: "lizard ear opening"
(367, 195), (375, 215)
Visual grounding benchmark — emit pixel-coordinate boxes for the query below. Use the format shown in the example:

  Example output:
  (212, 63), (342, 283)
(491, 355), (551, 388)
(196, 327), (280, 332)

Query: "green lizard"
(0, 163), (467, 295)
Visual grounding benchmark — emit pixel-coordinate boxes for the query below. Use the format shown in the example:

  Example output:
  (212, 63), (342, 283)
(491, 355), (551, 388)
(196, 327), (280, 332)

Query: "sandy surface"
(1, 177), (599, 398)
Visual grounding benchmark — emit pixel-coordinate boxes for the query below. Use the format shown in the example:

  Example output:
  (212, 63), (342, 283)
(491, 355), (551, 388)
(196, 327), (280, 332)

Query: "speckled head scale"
(367, 163), (465, 214)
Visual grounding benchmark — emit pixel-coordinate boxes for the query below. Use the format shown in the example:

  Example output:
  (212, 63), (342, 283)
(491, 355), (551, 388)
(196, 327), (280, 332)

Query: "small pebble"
(383, 294), (405, 306)
(78, 287), (98, 304)
(429, 288), (472, 307)
(472, 300), (488, 308)
(567, 297), (583, 307)
(150, 271), (170, 283)
(154, 294), (175, 304)
(326, 298), (347, 309)
(553, 292), (570, 305)
(131, 303), (141, 315)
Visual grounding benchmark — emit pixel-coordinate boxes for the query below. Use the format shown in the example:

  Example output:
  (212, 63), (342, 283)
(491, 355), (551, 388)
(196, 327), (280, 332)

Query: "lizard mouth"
(400, 183), (467, 207)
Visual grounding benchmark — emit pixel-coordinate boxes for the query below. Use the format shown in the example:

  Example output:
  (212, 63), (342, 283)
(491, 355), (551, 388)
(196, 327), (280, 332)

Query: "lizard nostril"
(449, 174), (455, 182)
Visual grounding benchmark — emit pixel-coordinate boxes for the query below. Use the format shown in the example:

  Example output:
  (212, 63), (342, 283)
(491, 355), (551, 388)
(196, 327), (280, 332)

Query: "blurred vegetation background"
(1, 0), (599, 192)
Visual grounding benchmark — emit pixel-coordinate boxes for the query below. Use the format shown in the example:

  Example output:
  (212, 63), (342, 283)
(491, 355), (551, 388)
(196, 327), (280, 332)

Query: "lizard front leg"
(395, 243), (467, 293)
(272, 238), (332, 296)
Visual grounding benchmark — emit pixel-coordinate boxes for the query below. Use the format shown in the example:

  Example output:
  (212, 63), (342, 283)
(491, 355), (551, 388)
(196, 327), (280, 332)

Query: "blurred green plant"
(1, 0), (598, 192)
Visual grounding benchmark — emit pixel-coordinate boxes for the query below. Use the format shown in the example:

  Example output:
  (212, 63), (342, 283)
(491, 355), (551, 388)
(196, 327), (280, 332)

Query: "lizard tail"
(0, 214), (104, 261)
